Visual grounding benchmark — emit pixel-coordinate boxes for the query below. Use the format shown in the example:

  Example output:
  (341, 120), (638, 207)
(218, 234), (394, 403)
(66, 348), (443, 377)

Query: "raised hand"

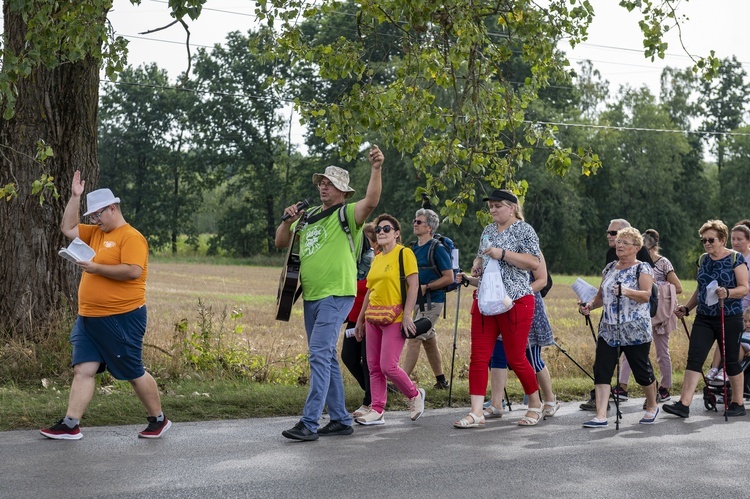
(71, 170), (85, 198)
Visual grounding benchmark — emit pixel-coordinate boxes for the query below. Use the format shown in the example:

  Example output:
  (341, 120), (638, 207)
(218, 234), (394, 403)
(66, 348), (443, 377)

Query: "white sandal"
(483, 405), (504, 419)
(542, 397), (561, 417)
(517, 407), (543, 426)
(453, 412), (485, 428)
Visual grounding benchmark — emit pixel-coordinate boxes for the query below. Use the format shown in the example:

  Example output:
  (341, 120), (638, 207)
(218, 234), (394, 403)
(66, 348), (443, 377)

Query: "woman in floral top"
(453, 189), (543, 428)
(579, 227), (659, 428)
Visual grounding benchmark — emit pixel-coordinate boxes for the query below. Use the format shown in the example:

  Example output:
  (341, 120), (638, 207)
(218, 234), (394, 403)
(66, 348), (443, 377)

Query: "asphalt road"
(1, 396), (747, 499)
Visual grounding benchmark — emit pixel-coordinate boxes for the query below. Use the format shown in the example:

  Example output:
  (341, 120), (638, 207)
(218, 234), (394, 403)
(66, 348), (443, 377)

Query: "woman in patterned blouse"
(578, 227), (659, 428)
(453, 189), (544, 428)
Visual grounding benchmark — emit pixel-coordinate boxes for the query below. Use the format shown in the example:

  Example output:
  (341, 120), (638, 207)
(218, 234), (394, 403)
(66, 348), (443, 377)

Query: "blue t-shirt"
(696, 251), (746, 317)
(412, 239), (452, 304)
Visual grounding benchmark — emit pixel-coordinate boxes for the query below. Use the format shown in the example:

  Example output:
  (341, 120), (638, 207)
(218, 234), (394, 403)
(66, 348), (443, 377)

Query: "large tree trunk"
(0, 5), (100, 338)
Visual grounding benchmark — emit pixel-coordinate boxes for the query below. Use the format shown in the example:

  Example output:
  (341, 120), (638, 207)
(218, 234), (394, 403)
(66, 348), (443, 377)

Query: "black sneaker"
(138, 416), (172, 439)
(318, 420), (354, 436)
(657, 386), (671, 402)
(282, 421), (319, 441)
(40, 419), (82, 440)
(726, 402), (747, 417)
(662, 401), (690, 418)
(434, 379), (450, 390)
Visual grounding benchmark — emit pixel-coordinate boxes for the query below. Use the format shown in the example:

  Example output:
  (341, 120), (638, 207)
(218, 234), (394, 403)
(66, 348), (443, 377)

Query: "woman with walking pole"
(578, 227), (660, 428)
(665, 220), (748, 420)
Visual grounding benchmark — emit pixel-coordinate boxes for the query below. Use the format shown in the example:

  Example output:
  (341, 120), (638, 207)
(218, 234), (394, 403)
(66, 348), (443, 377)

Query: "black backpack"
(635, 263), (658, 318)
(422, 234), (459, 293)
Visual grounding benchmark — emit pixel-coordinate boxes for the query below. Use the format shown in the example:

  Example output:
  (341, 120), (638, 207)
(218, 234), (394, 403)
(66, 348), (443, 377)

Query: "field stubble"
(146, 263), (696, 400)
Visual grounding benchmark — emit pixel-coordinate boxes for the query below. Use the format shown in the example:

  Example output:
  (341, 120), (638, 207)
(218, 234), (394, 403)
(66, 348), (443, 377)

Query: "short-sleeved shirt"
(476, 221), (541, 301)
(412, 239), (452, 304)
(367, 245), (418, 322)
(77, 223), (148, 317)
(293, 203), (362, 301)
(598, 261), (653, 347)
(652, 256), (675, 284)
(696, 251), (746, 317)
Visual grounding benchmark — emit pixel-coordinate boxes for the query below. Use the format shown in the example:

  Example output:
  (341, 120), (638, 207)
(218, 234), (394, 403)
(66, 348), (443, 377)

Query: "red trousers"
(469, 293), (538, 396)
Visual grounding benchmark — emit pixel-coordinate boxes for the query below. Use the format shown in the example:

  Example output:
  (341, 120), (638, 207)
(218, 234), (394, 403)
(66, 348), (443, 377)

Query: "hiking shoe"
(662, 401), (690, 418)
(580, 398), (611, 411)
(318, 420), (354, 436)
(726, 402), (747, 417)
(583, 418), (608, 428)
(355, 409), (385, 426)
(706, 367), (719, 381)
(657, 386), (671, 402)
(282, 421), (319, 441)
(40, 419), (82, 440)
(434, 379), (450, 390)
(610, 386), (629, 401)
(409, 388), (426, 421)
(138, 417), (172, 439)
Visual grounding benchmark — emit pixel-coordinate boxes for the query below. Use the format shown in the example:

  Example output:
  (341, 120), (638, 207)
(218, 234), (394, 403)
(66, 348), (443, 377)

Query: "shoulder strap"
(337, 204), (355, 253)
(399, 248), (406, 308)
(427, 238), (441, 277)
(305, 203), (343, 225)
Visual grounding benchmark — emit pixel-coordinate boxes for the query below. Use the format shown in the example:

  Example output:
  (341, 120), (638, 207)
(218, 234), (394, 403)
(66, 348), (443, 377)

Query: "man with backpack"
(402, 208), (456, 389)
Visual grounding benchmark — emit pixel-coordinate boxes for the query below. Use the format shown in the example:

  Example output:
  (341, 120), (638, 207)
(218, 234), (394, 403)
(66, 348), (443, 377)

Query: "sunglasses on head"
(701, 237), (717, 245)
(375, 225), (395, 234)
(606, 230), (618, 236)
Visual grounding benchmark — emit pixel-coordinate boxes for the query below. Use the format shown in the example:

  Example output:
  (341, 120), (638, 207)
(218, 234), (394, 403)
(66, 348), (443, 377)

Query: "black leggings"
(686, 314), (743, 376)
(593, 337), (655, 387)
(341, 321), (371, 406)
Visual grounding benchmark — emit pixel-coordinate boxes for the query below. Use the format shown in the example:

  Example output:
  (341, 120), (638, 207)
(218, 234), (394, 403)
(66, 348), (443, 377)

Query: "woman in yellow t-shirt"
(354, 214), (425, 426)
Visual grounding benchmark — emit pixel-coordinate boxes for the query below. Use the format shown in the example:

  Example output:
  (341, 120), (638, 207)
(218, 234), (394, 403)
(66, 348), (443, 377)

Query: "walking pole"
(614, 282), (622, 431)
(585, 315), (597, 344)
(720, 297), (728, 421)
(553, 340), (595, 382)
(448, 282), (462, 407)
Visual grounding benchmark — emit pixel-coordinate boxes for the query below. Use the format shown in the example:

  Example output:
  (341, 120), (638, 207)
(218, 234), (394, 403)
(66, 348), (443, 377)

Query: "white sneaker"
(355, 409), (385, 426)
(352, 405), (371, 418)
(706, 367), (719, 381)
(409, 388), (426, 421)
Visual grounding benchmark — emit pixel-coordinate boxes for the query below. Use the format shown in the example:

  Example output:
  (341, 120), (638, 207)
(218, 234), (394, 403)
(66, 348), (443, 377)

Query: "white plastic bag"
(477, 259), (514, 315)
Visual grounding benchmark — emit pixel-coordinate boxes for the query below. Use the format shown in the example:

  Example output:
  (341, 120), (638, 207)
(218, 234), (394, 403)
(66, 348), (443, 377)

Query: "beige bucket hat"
(312, 166), (355, 198)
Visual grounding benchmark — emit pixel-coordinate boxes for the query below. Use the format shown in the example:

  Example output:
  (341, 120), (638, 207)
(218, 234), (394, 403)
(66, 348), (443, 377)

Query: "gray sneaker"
(409, 388), (426, 421)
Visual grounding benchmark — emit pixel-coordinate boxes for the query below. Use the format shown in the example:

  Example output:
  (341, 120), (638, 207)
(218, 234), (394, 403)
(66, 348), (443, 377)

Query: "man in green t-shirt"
(276, 145), (384, 441)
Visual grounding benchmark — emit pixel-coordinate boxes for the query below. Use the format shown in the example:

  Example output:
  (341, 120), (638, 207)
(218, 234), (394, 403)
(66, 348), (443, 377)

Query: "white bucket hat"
(312, 166), (355, 198)
(83, 188), (120, 216)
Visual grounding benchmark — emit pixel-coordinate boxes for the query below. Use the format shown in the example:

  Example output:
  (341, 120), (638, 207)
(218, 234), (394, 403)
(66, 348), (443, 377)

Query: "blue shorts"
(71, 306), (148, 381)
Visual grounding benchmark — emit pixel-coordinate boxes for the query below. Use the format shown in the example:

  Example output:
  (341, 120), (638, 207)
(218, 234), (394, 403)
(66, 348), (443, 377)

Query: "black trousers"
(686, 314), (743, 376)
(594, 337), (655, 387)
(341, 321), (371, 406)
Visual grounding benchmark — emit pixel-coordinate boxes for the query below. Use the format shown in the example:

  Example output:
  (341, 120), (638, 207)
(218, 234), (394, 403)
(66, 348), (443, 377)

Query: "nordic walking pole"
(615, 282), (622, 431)
(720, 297), (728, 421)
(448, 280), (463, 407)
(585, 315), (597, 344)
(553, 340), (595, 382)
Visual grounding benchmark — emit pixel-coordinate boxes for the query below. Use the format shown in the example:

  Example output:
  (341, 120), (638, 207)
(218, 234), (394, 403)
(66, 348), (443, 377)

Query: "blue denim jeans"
(300, 296), (354, 431)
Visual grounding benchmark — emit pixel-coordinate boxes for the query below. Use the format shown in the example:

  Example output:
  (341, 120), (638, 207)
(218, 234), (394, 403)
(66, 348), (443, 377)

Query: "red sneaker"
(138, 417), (172, 439)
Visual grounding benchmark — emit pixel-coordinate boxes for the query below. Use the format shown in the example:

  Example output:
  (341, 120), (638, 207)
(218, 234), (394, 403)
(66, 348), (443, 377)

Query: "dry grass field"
(145, 261), (698, 397)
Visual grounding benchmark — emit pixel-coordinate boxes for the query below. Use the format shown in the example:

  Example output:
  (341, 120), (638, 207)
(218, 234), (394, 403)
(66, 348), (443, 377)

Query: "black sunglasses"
(375, 225), (395, 234)
(700, 237), (717, 245)
(412, 219), (425, 225)
(606, 230), (618, 236)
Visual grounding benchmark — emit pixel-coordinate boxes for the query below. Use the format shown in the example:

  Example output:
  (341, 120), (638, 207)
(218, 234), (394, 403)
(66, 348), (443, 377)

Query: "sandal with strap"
(517, 407), (543, 426)
(483, 405), (504, 419)
(453, 412), (485, 429)
(542, 397), (561, 418)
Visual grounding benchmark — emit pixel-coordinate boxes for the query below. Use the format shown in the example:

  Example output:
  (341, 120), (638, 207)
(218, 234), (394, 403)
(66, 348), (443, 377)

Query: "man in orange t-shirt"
(41, 171), (170, 440)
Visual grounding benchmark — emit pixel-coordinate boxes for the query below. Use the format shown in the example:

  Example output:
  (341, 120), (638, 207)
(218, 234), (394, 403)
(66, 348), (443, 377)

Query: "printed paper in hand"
(571, 277), (598, 304)
(58, 237), (95, 264)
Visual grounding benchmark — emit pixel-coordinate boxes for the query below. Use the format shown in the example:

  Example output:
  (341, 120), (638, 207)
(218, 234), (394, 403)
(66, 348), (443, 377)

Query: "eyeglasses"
(412, 219), (425, 225)
(701, 237), (717, 245)
(89, 207), (108, 221)
(615, 239), (636, 246)
(318, 180), (335, 189)
(606, 230), (619, 236)
(375, 225), (395, 234)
